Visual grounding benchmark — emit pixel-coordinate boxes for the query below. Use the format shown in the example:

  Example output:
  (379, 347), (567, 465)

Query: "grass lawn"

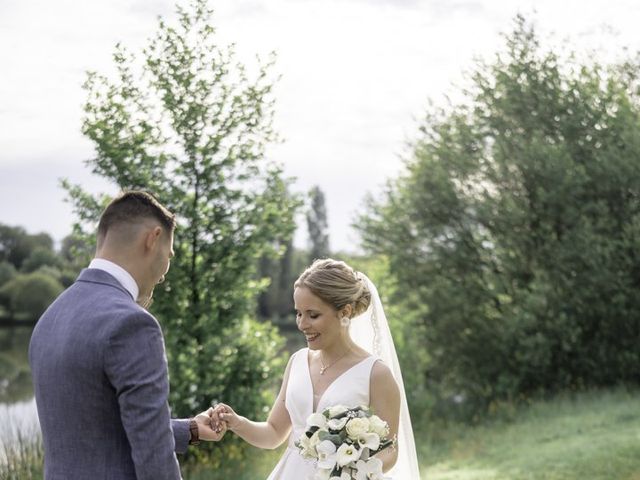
(3, 388), (639, 479)
(418, 387), (640, 480)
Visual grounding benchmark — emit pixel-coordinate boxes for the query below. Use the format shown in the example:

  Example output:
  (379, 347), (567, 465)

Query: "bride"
(215, 259), (420, 479)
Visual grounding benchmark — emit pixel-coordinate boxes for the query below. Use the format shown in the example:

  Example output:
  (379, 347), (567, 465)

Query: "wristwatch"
(189, 418), (200, 445)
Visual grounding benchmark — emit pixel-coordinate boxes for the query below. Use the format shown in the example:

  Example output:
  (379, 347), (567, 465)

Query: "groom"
(29, 191), (224, 480)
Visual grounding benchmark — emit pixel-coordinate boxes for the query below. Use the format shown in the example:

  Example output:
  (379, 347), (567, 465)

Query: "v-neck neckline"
(306, 348), (372, 413)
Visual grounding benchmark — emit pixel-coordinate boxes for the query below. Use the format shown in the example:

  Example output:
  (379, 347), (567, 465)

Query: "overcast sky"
(2, 0), (640, 252)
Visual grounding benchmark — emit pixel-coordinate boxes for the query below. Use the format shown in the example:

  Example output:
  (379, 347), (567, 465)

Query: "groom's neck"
(94, 248), (144, 292)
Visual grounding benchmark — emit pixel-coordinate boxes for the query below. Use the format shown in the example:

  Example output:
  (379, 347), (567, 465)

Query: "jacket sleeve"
(104, 311), (185, 480)
(171, 419), (191, 454)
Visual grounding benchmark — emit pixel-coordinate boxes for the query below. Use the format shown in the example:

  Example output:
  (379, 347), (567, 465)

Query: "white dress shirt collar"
(88, 258), (140, 301)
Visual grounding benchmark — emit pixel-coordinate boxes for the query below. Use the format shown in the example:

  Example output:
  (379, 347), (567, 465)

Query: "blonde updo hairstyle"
(294, 258), (371, 319)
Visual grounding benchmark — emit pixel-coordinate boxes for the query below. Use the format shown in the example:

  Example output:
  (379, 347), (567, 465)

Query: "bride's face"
(294, 287), (341, 350)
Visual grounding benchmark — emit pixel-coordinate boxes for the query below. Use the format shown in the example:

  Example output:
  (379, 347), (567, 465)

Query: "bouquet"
(295, 405), (395, 480)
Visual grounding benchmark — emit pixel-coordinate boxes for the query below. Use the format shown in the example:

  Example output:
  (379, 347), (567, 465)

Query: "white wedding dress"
(267, 348), (381, 480)
(267, 275), (421, 480)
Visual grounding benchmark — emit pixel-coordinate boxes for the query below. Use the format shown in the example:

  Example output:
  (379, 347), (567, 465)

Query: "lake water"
(0, 326), (39, 457)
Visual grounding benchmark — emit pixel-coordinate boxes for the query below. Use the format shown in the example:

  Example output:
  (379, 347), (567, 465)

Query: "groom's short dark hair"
(97, 191), (176, 241)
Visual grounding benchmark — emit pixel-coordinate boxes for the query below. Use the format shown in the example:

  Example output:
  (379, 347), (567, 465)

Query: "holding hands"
(188, 403), (241, 445)
(193, 407), (228, 442)
(211, 403), (243, 433)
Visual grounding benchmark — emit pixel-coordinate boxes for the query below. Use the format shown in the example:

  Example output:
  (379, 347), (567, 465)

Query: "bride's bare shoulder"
(370, 359), (398, 389)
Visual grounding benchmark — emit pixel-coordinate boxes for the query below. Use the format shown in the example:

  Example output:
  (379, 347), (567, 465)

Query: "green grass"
(419, 387), (640, 480)
(0, 426), (43, 480)
(3, 388), (639, 479)
(182, 446), (283, 480)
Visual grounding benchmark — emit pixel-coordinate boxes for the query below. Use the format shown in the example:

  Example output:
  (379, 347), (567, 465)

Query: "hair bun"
(352, 272), (371, 318)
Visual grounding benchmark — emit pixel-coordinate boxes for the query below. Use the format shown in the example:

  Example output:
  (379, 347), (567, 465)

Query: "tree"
(0, 272), (63, 320)
(21, 247), (62, 273)
(256, 236), (308, 328)
(0, 262), (16, 289)
(60, 234), (92, 265)
(64, 0), (299, 460)
(0, 224), (53, 270)
(256, 187), (303, 324)
(358, 16), (640, 417)
(0, 261), (17, 315)
(306, 185), (330, 261)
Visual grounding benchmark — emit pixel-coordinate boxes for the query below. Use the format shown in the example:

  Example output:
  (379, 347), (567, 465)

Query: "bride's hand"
(213, 403), (243, 432)
(195, 407), (227, 441)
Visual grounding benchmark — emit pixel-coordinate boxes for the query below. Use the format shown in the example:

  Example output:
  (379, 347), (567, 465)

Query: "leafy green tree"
(21, 246), (62, 273)
(256, 188), (303, 325)
(0, 272), (63, 320)
(358, 16), (640, 417)
(257, 239), (292, 319)
(63, 0), (299, 461)
(0, 225), (53, 270)
(59, 234), (92, 266)
(307, 185), (330, 261)
(0, 261), (16, 288)
(0, 261), (17, 316)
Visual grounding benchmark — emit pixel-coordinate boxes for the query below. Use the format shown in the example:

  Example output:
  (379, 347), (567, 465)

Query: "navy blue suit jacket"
(29, 268), (190, 479)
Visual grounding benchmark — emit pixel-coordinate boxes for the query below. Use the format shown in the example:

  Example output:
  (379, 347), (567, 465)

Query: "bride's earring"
(340, 316), (350, 327)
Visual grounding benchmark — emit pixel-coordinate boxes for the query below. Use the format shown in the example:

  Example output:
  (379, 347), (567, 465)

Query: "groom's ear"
(143, 225), (163, 252)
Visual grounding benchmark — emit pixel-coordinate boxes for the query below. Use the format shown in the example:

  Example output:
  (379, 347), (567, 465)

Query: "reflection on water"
(0, 326), (38, 450)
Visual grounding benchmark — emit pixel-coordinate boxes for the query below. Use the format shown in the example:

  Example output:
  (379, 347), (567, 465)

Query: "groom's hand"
(212, 402), (243, 432)
(195, 408), (226, 441)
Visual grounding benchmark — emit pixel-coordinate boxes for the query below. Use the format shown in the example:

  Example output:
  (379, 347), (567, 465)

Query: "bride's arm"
(369, 361), (401, 472)
(216, 355), (294, 450)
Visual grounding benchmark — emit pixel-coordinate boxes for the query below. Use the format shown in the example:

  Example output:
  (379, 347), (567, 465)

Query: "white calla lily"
(328, 405), (349, 417)
(355, 457), (384, 480)
(327, 417), (348, 431)
(357, 432), (381, 451)
(336, 442), (362, 467)
(307, 412), (328, 429)
(316, 440), (338, 470)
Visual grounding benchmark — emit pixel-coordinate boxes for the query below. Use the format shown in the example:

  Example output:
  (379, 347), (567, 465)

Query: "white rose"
(368, 415), (389, 438)
(346, 417), (370, 438)
(327, 417), (348, 431)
